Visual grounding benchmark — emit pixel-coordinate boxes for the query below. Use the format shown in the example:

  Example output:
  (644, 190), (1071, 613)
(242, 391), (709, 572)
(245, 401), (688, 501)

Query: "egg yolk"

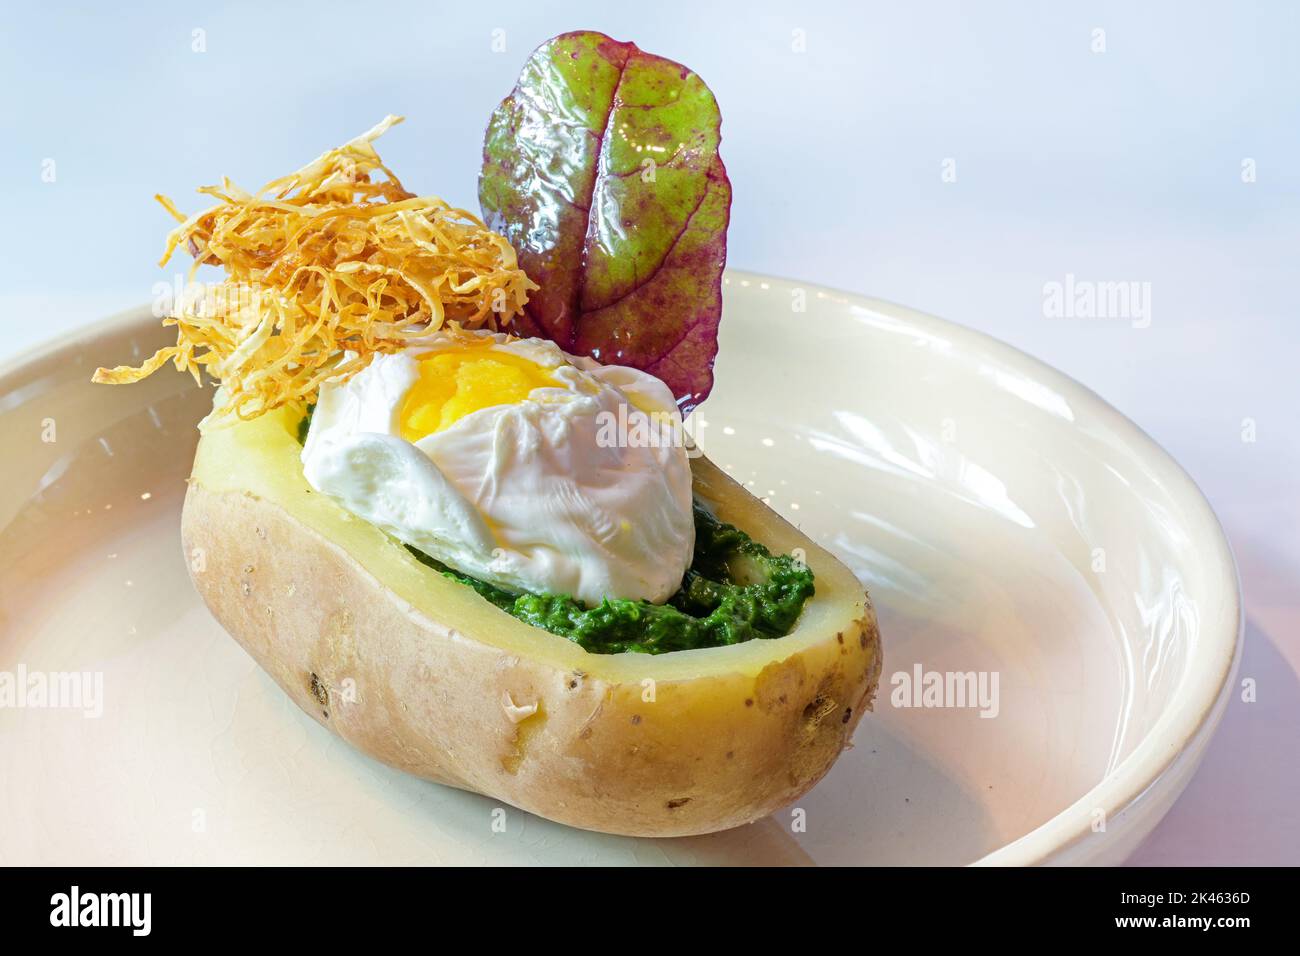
(399, 345), (559, 442)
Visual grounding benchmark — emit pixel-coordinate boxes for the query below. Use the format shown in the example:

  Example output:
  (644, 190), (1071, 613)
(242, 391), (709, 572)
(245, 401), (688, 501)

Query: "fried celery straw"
(93, 115), (537, 426)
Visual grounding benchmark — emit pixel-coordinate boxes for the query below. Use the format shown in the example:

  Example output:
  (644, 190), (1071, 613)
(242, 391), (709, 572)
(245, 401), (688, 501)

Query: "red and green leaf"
(479, 31), (731, 413)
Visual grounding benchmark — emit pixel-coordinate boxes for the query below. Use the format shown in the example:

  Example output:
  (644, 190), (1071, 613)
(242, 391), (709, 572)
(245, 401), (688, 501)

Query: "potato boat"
(182, 406), (882, 837)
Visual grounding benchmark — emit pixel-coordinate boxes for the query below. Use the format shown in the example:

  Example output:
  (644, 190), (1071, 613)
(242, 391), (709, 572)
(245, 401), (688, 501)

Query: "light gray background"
(2, 1), (1296, 865)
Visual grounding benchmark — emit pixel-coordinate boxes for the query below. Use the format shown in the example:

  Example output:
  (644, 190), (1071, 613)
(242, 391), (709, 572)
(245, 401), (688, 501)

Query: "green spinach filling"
(407, 504), (814, 655)
(298, 404), (814, 654)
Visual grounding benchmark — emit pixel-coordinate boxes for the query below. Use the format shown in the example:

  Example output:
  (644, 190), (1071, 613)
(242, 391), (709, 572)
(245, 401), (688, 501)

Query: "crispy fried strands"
(93, 115), (537, 426)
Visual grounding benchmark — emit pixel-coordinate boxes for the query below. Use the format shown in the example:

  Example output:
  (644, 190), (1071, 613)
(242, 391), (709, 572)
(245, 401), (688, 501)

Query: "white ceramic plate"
(0, 272), (1240, 865)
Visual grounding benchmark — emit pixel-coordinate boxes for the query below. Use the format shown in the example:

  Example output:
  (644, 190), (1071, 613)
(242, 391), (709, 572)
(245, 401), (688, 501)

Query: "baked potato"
(183, 405), (882, 837)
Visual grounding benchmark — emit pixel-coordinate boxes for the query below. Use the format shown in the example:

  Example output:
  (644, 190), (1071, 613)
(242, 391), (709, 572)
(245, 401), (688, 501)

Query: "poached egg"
(301, 329), (695, 606)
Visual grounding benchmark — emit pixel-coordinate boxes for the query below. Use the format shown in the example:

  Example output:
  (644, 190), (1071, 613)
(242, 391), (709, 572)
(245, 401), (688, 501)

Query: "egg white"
(301, 331), (695, 606)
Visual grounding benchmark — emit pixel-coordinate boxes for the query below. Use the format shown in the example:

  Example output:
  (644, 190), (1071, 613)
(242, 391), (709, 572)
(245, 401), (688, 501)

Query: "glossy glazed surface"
(0, 273), (1240, 864)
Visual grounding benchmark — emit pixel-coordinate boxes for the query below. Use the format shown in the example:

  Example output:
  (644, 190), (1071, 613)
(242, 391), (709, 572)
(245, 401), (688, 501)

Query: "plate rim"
(718, 270), (1243, 865)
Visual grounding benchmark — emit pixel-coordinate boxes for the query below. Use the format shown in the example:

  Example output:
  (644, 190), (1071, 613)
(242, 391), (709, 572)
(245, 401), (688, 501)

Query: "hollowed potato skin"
(182, 475), (882, 838)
